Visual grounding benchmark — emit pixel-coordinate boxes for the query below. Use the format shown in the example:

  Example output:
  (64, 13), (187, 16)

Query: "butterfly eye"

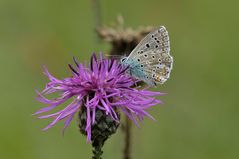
(121, 58), (126, 63)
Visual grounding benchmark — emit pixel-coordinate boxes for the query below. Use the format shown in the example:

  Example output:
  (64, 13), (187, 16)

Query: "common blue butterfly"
(121, 26), (173, 86)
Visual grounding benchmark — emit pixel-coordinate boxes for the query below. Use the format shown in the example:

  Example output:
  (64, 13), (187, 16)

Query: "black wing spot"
(144, 54), (148, 58)
(152, 55), (155, 58)
(137, 58), (141, 62)
(146, 43), (150, 48)
(155, 45), (159, 48)
(140, 64), (144, 67)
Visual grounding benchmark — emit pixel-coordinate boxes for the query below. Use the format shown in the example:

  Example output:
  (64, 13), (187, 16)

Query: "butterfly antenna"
(105, 54), (122, 59)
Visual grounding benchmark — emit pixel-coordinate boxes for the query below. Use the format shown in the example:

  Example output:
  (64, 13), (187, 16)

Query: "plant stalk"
(123, 117), (131, 159)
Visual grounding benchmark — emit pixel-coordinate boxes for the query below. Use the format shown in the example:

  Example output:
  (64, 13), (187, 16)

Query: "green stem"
(92, 138), (104, 159)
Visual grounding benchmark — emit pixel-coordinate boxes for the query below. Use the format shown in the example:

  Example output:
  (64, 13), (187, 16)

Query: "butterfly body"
(121, 57), (155, 86)
(120, 26), (173, 86)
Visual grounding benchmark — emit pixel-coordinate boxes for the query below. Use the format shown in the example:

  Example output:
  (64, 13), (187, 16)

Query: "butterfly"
(121, 26), (173, 86)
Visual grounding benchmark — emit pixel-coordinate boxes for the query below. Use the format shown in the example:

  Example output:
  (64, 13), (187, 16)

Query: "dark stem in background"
(91, 0), (102, 29)
(123, 117), (132, 159)
(91, 0), (102, 43)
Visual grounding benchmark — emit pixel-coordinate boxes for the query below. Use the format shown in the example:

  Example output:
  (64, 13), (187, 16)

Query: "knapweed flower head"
(34, 53), (163, 141)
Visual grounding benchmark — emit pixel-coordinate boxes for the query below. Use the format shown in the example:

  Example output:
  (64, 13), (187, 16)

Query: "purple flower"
(34, 53), (163, 141)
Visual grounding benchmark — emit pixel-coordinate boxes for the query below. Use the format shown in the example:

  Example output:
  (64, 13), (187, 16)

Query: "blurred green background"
(0, 0), (238, 159)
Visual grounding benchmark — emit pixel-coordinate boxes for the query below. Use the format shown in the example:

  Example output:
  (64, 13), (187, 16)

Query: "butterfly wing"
(126, 26), (173, 85)
(128, 26), (170, 58)
(140, 50), (173, 85)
